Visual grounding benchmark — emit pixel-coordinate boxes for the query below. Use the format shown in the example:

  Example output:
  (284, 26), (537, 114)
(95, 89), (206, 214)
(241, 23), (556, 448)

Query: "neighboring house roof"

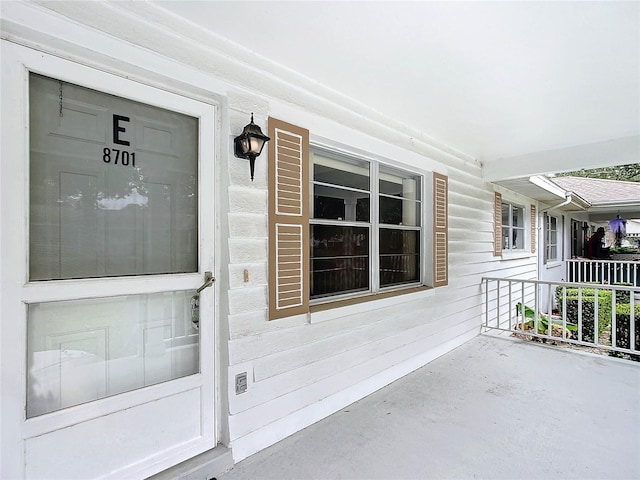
(551, 176), (640, 205)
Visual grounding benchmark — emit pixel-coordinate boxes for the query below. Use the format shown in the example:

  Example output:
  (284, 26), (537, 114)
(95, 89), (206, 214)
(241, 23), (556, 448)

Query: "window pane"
(27, 291), (199, 417)
(502, 204), (510, 226)
(502, 226), (510, 249)
(379, 229), (420, 287)
(511, 205), (524, 229)
(379, 196), (421, 226)
(379, 167), (421, 201)
(313, 152), (370, 190)
(310, 225), (369, 298)
(513, 227), (525, 249)
(29, 74), (198, 280)
(313, 184), (370, 222)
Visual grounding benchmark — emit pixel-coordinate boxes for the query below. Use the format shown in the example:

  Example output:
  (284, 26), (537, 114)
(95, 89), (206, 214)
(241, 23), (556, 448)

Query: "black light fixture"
(234, 113), (270, 181)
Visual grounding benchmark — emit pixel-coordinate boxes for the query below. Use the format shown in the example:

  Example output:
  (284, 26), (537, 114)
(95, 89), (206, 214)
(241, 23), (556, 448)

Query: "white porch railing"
(482, 277), (639, 356)
(567, 258), (640, 286)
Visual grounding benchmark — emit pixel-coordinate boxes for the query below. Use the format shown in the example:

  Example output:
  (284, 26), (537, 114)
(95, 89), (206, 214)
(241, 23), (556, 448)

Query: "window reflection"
(379, 167), (421, 226)
(313, 153), (370, 190)
(501, 202), (525, 250)
(314, 186), (370, 222)
(379, 229), (420, 286)
(27, 291), (199, 417)
(29, 73), (198, 281)
(310, 225), (369, 298)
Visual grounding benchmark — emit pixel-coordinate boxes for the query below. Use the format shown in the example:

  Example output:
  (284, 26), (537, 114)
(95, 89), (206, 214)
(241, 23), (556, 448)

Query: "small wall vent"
(235, 372), (248, 395)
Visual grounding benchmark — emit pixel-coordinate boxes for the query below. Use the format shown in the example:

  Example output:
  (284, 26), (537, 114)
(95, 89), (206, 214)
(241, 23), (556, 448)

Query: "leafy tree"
(556, 163), (640, 182)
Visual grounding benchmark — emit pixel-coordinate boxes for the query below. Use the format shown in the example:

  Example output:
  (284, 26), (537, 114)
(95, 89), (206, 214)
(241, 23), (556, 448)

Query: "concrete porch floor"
(220, 335), (640, 480)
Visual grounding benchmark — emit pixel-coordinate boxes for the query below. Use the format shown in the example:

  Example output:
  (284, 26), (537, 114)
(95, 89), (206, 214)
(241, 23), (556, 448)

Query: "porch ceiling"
(152, 1), (638, 173)
(495, 177), (566, 203)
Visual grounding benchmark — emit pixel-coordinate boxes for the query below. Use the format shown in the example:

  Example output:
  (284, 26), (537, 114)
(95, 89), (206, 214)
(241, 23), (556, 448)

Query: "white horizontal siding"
(228, 264), (267, 290)
(225, 143), (538, 461)
(228, 213), (268, 238)
(0, 2), (543, 475)
(228, 310), (307, 341)
(230, 328), (479, 462)
(229, 308), (478, 416)
(229, 317), (479, 441)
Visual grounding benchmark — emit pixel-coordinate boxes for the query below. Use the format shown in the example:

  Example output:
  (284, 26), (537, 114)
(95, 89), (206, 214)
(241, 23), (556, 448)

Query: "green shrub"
(556, 287), (613, 342)
(556, 284), (638, 348)
(614, 283), (633, 304)
(613, 304), (640, 351)
(610, 247), (639, 254)
(515, 303), (577, 336)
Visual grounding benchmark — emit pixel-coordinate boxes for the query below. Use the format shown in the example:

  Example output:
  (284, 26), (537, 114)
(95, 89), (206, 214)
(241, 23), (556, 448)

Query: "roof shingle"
(551, 176), (640, 205)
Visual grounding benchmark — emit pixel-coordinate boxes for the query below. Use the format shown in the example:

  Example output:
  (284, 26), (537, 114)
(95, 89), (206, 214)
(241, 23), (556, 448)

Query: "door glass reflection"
(29, 73), (198, 280)
(27, 291), (200, 417)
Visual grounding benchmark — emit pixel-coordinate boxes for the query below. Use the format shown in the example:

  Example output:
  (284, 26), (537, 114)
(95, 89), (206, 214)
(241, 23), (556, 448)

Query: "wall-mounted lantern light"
(234, 113), (270, 181)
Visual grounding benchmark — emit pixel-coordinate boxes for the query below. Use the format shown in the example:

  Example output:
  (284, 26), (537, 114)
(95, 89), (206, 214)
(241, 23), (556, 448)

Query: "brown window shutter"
(267, 117), (310, 320)
(433, 173), (448, 287)
(494, 192), (503, 256)
(530, 205), (537, 253)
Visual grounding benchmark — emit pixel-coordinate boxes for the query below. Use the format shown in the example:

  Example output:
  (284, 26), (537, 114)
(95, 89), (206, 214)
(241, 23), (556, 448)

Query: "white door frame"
(0, 41), (219, 479)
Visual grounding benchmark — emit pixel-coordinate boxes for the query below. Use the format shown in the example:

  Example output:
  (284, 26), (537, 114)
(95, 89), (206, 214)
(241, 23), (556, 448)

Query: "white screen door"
(1, 45), (216, 480)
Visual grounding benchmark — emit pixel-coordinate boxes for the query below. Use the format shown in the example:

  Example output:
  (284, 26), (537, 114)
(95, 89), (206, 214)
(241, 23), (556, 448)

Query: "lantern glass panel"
(249, 136), (265, 155)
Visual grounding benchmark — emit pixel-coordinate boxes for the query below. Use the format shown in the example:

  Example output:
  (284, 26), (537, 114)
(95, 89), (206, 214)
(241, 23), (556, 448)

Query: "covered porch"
(218, 334), (640, 480)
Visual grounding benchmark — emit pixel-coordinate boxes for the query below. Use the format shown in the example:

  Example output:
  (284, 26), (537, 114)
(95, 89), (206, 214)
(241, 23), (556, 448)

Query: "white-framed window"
(545, 214), (559, 262)
(309, 149), (422, 300)
(501, 201), (526, 251)
(266, 118), (447, 320)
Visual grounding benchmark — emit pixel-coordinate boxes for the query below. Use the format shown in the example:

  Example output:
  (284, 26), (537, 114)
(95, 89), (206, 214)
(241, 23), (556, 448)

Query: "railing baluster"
(631, 292), (636, 351)
(585, 261), (589, 282)
(521, 283), (525, 334)
(509, 280), (517, 330)
(611, 286), (617, 348)
(480, 276), (639, 355)
(497, 280), (501, 330)
(562, 286), (567, 341)
(626, 262), (630, 285)
(533, 285), (540, 334)
(578, 287), (583, 343)
(547, 284), (553, 336)
(594, 286), (600, 346)
(484, 278), (489, 329)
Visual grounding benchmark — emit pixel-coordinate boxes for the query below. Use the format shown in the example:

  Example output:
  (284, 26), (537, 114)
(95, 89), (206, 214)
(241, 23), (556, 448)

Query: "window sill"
(309, 286), (433, 323)
(500, 251), (535, 261)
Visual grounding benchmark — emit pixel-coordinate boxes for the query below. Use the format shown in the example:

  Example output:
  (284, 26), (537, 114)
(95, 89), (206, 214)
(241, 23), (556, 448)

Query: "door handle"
(196, 271), (215, 293)
(192, 272), (214, 330)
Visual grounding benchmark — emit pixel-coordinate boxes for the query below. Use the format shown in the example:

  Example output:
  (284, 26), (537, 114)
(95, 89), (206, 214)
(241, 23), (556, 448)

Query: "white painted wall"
(536, 210), (591, 311)
(1, 1), (541, 474)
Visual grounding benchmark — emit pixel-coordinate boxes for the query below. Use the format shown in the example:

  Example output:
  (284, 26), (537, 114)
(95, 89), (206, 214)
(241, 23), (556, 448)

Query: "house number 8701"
(103, 147), (136, 167)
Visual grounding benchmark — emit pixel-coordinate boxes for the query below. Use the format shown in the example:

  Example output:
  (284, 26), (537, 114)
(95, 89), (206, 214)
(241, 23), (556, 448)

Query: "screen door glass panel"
(29, 73), (198, 280)
(27, 291), (199, 418)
